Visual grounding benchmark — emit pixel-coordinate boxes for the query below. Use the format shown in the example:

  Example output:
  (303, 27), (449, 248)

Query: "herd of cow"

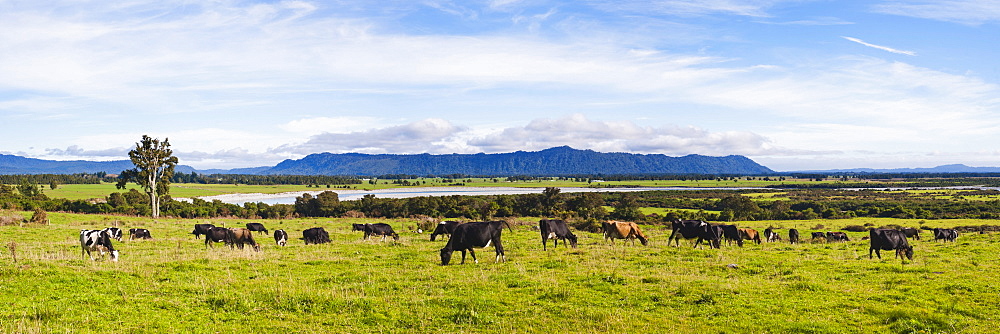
(77, 218), (962, 264)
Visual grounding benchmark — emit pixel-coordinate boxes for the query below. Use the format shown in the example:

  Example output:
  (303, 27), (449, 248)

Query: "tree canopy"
(117, 135), (178, 218)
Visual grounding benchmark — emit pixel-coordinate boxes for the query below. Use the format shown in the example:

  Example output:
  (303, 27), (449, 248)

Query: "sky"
(2, 0), (999, 172)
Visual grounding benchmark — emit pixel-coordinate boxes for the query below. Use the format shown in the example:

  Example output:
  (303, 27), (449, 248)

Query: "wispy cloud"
(873, 0), (1000, 25)
(842, 36), (916, 56)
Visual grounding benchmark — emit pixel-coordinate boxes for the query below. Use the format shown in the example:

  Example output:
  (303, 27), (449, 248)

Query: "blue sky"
(2, 0), (999, 171)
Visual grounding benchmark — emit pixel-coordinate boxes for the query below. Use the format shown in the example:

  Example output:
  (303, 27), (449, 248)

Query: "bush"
(842, 225), (867, 232)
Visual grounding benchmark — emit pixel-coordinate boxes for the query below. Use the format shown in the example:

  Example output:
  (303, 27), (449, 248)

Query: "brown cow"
(738, 228), (762, 245)
(602, 221), (648, 246)
(230, 228), (261, 252)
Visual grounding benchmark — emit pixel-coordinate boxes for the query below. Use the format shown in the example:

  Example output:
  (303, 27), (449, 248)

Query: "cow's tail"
(503, 220), (513, 233)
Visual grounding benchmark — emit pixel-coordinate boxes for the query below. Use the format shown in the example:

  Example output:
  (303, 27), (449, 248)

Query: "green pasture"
(1, 212), (997, 333)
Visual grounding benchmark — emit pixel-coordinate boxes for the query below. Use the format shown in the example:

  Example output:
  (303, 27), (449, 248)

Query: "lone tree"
(117, 135), (178, 218)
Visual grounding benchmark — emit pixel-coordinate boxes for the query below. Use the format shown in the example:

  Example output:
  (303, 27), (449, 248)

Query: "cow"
(245, 223), (268, 235)
(933, 228), (958, 242)
(102, 227), (123, 241)
(363, 223), (400, 241)
(764, 228), (781, 242)
(900, 227), (920, 240)
(204, 226), (235, 249)
(351, 224), (366, 232)
(788, 229), (800, 244)
(667, 220), (719, 249)
(603, 221), (649, 246)
(192, 224), (216, 239)
(129, 228), (152, 240)
(869, 228), (913, 261)
(739, 228), (762, 245)
(811, 231), (826, 241)
(230, 228), (260, 251)
(430, 221), (461, 241)
(539, 219), (578, 250)
(439, 221), (511, 265)
(274, 229), (288, 246)
(303, 227), (331, 245)
(80, 229), (119, 262)
(826, 231), (850, 242)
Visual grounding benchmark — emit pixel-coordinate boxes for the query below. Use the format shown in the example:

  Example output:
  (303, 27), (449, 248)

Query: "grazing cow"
(869, 228), (913, 261)
(129, 228), (152, 240)
(192, 224), (216, 239)
(826, 231), (850, 242)
(230, 228), (260, 251)
(103, 227), (123, 241)
(788, 229), (800, 244)
(351, 224), (366, 232)
(811, 231), (826, 241)
(274, 229), (288, 246)
(739, 228), (762, 245)
(933, 228), (958, 242)
(245, 223), (268, 235)
(363, 223), (400, 241)
(204, 227), (235, 249)
(667, 220), (719, 249)
(900, 227), (920, 240)
(764, 228), (781, 242)
(440, 221), (511, 265)
(430, 221), (461, 241)
(603, 221), (649, 246)
(303, 227), (331, 245)
(539, 219), (578, 250)
(80, 229), (119, 262)
(719, 224), (744, 247)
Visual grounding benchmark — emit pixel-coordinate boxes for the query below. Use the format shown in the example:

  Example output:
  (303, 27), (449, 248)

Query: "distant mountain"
(261, 146), (774, 176)
(0, 154), (195, 175)
(794, 164), (1000, 174)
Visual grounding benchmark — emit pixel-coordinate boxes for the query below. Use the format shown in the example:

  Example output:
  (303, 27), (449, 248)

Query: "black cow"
(274, 229), (288, 246)
(204, 227), (234, 249)
(826, 231), (850, 242)
(788, 229), (800, 244)
(352, 224), (366, 232)
(192, 224), (216, 239)
(129, 228), (152, 240)
(430, 221), (461, 241)
(933, 228), (958, 242)
(764, 228), (781, 242)
(440, 221), (511, 265)
(246, 223), (268, 235)
(811, 231), (826, 241)
(869, 228), (913, 261)
(718, 225), (743, 247)
(102, 227), (123, 241)
(667, 220), (720, 249)
(539, 219), (578, 250)
(900, 227), (920, 240)
(80, 229), (119, 261)
(363, 223), (400, 241)
(303, 227), (331, 245)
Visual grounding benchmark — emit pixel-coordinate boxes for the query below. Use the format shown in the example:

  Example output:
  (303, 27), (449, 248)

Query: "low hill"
(0, 154), (195, 175)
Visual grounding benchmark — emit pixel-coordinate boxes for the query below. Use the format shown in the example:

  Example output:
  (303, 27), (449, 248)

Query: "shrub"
(842, 225), (867, 232)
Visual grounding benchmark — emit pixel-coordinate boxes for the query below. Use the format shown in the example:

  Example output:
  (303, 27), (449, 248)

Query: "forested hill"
(263, 146), (774, 176)
(0, 154), (196, 175)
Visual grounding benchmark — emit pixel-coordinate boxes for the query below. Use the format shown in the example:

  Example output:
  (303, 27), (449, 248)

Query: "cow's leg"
(494, 238), (505, 263)
(468, 249), (479, 264)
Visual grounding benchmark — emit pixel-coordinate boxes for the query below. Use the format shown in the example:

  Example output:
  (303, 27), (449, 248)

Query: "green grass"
(1, 212), (997, 333)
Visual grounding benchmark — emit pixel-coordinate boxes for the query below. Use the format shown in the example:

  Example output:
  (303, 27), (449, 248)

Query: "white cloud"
(873, 0), (1000, 25)
(842, 36), (916, 56)
(279, 116), (382, 136)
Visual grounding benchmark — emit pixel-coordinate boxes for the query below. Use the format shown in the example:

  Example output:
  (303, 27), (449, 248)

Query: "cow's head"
(896, 246), (914, 261)
(109, 250), (119, 262)
(439, 248), (453, 265)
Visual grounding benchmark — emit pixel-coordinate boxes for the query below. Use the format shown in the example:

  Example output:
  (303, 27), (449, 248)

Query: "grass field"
(1, 212), (997, 333)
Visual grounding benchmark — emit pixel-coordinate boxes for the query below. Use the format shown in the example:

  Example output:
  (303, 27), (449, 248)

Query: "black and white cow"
(539, 219), (578, 250)
(764, 228), (781, 242)
(274, 229), (288, 246)
(80, 229), (119, 262)
(826, 231), (850, 242)
(440, 221), (511, 265)
(869, 228), (913, 261)
(129, 228), (152, 240)
(788, 228), (800, 244)
(811, 231), (826, 241)
(303, 227), (331, 245)
(718, 224), (743, 247)
(900, 227), (920, 240)
(192, 224), (216, 239)
(430, 221), (461, 241)
(363, 223), (400, 241)
(245, 222), (268, 235)
(204, 227), (235, 249)
(103, 227), (123, 241)
(933, 228), (958, 242)
(351, 224), (366, 232)
(667, 220), (720, 249)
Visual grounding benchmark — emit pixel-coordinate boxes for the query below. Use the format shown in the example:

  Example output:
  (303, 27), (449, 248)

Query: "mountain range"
(0, 146), (772, 176)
